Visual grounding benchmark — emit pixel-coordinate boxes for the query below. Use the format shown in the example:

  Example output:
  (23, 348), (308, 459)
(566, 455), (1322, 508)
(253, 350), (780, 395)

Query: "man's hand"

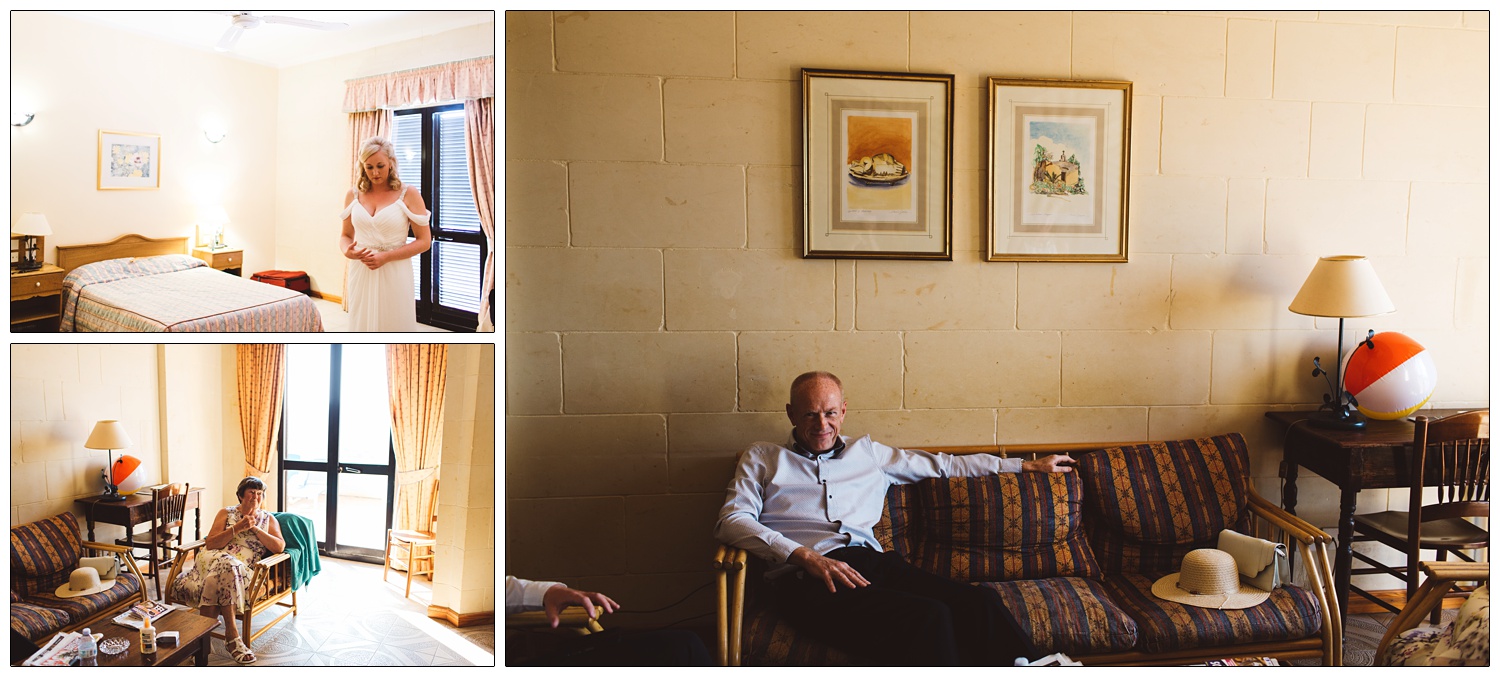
(541, 584), (620, 628)
(1022, 453), (1075, 473)
(787, 547), (870, 593)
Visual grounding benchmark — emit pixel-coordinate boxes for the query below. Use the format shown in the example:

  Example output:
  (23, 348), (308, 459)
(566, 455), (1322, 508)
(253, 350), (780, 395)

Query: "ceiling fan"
(212, 12), (349, 52)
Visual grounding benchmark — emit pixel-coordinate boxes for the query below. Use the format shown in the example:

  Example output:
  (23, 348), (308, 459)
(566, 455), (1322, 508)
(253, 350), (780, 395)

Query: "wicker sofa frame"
(713, 438), (1343, 666)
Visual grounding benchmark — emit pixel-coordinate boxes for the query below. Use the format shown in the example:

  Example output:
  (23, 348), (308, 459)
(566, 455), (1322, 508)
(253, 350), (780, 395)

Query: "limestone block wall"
(505, 10), (1489, 624)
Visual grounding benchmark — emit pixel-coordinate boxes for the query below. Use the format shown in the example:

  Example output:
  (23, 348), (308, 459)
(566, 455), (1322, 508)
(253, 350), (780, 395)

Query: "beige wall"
(159, 345), (231, 531)
(435, 344), (498, 617)
(11, 12), (279, 275)
(274, 22), (495, 297)
(11, 345), (164, 543)
(505, 10), (1490, 623)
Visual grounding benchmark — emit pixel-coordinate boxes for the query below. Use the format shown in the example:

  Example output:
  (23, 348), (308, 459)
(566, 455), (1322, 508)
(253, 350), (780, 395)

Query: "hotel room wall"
(159, 345), (229, 521)
(11, 345), (162, 544)
(273, 22), (496, 298)
(10, 12), (279, 276)
(434, 344), (498, 617)
(505, 11), (1490, 623)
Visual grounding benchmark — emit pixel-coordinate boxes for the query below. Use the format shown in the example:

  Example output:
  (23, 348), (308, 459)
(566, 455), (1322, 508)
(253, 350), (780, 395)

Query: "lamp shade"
(14, 213), (51, 236)
(1288, 256), (1396, 319)
(83, 420), (133, 450)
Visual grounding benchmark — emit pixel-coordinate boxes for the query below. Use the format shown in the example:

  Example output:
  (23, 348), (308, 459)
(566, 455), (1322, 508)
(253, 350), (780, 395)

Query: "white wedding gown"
(340, 187), (429, 331)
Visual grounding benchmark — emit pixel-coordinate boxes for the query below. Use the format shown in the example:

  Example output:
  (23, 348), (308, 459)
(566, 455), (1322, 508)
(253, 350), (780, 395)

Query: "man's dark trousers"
(768, 546), (1034, 665)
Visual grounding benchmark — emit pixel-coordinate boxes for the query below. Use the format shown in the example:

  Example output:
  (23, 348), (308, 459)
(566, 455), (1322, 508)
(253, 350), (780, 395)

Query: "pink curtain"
(465, 98), (495, 332)
(343, 57), (495, 113)
(386, 344), (448, 532)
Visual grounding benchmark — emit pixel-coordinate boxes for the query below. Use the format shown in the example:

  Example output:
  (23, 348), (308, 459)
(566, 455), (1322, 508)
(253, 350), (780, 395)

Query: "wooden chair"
(162, 539), (297, 646)
(384, 480), (438, 598)
(1375, 561), (1489, 665)
(1350, 410), (1489, 622)
(506, 606), (604, 664)
(115, 482), (188, 601)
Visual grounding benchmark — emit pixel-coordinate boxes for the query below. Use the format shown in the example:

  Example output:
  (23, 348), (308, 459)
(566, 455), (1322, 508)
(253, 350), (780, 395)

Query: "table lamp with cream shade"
(1288, 255), (1396, 430)
(12, 212), (51, 272)
(84, 420), (133, 502)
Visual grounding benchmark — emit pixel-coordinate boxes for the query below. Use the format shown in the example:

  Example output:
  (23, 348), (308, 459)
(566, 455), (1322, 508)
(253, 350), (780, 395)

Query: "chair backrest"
(153, 483), (189, 531)
(1410, 410), (1489, 525)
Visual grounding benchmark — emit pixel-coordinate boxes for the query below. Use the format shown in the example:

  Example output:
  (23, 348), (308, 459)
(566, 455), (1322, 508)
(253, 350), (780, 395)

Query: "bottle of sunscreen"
(140, 614), (156, 655)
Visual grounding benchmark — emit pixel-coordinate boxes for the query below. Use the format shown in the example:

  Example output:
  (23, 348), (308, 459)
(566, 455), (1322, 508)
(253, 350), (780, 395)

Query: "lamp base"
(1307, 410), (1367, 430)
(97, 494), (127, 502)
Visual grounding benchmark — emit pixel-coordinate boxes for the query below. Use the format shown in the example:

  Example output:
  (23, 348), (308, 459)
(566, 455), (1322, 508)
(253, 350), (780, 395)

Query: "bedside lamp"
(84, 420), (133, 502)
(1288, 256), (1396, 429)
(12, 212), (51, 272)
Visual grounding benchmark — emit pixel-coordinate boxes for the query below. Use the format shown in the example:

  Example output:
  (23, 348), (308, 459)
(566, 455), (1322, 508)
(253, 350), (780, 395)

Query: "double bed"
(57, 234), (323, 332)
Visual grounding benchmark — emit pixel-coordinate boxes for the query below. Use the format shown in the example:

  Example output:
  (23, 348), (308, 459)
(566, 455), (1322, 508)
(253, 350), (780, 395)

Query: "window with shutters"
(391, 103), (486, 332)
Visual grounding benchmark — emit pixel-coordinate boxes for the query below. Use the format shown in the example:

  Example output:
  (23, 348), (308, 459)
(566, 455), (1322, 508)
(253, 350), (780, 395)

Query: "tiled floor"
(311, 298), (450, 333)
(149, 555), (492, 666)
(1286, 609), (1457, 667)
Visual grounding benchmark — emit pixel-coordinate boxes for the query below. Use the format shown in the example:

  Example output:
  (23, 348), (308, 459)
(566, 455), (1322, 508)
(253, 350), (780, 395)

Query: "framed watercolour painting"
(803, 69), (953, 260)
(98, 130), (161, 190)
(987, 78), (1130, 262)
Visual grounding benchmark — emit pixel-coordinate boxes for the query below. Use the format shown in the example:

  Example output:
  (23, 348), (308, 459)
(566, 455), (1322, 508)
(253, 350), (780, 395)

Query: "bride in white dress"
(339, 136), (431, 331)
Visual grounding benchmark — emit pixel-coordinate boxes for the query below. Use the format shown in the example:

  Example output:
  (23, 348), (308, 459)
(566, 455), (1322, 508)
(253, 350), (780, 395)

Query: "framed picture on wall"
(803, 68), (953, 260)
(97, 130), (161, 190)
(987, 78), (1131, 262)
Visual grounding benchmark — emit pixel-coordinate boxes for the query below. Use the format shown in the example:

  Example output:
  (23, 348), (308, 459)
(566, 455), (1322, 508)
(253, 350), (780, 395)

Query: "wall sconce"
(203, 128), (228, 144)
(12, 111), (35, 127)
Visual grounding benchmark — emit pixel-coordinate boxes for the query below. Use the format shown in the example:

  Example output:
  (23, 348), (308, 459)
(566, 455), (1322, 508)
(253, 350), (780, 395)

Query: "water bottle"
(78, 628), (98, 666)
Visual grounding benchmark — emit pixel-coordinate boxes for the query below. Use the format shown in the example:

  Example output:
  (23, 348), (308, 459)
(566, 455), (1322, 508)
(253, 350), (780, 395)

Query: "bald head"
(787, 371), (846, 452)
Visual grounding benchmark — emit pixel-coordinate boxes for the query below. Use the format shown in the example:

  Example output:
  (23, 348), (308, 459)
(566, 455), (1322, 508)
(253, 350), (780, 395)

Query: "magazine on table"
(22, 631), (83, 666)
(111, 599), (180, 629)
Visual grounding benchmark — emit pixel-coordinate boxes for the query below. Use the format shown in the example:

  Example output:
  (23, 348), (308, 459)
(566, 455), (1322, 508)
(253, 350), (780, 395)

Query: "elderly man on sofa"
(714, 371), (1073, 666)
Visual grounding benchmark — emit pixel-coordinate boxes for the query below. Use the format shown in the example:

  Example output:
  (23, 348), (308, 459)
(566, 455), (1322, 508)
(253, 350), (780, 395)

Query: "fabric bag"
(1217, 528), (1289, 591)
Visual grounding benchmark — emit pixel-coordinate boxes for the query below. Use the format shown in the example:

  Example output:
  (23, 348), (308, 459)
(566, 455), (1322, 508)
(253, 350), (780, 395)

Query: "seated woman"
(168, 477), (285, 664)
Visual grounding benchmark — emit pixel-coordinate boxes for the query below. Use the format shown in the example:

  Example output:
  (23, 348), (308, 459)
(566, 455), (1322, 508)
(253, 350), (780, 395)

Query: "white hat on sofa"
(55, 557), (119, 598)
(1151, 549), (1269, 610)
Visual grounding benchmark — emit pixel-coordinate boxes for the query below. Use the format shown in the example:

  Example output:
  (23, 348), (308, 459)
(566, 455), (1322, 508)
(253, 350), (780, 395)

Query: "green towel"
(272, 512), (321, 591)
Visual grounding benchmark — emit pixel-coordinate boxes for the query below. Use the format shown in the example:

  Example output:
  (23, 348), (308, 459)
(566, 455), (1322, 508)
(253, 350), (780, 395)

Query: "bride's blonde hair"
(355, 136), (403, 193)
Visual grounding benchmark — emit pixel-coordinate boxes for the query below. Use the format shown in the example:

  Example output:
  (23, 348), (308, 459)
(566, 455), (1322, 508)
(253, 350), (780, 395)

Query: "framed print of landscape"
(987, 78), (1130, 262)
(803, 68), (953, 260)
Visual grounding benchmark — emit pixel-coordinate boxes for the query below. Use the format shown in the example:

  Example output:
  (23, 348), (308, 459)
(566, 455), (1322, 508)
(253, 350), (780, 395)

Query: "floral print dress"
(170, 506), (272, 613)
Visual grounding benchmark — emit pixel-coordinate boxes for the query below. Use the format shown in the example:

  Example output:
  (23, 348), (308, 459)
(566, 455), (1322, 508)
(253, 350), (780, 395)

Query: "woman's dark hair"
(236, 476), (266, 500)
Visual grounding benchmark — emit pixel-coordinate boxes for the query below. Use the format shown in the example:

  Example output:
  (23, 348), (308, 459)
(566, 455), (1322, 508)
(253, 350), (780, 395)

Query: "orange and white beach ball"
(1343, 332), (1437, 421)
(111, 455), (147, 494)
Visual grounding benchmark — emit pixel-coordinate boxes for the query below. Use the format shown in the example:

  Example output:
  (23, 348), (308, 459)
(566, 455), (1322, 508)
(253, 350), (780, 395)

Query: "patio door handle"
(339, 466), (362, 474)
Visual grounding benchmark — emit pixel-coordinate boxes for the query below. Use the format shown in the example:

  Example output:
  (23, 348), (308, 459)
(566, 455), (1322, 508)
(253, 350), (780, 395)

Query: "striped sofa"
(714, 434), (1344, 666)
(10, 512), (147, 643)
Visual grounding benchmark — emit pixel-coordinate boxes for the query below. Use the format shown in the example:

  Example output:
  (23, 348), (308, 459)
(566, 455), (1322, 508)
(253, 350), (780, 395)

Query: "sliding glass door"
(278, 344), (396, 563)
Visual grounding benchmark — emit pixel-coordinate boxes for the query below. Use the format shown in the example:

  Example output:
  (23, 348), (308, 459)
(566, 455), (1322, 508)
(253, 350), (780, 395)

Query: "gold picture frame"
(97, 130), (162, 190)
(803, 68), (953, 260)
(987, 78), (1131, 262)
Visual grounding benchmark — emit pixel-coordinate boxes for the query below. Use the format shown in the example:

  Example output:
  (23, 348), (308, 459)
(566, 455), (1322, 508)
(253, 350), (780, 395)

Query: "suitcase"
(251, 270), (312, 295)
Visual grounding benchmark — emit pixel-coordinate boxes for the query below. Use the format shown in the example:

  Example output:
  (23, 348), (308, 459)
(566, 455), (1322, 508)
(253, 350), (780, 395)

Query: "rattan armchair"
(1376, 561), (1490, 664)
(163, 539), (297, 645)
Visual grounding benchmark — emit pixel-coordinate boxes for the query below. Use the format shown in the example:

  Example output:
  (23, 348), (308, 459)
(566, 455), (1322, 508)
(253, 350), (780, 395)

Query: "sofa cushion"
(1100, 572), (1322, 653)
(10, 512), (84, 597)
(1077, 435), (1253, 575)
(741, 605), (856, 666)
(981, 577), (1139, 656)
(23, 570), (142, 626)
(876, 471), (1101, 581)
(9, 601), (72, 642)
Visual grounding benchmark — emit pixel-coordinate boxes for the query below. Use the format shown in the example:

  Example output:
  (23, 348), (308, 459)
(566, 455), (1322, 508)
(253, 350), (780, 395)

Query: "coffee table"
(94, 610), (218, 667)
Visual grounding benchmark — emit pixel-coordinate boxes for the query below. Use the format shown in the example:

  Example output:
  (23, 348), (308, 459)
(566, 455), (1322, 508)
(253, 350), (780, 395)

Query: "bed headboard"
(56, 234), (191, 274)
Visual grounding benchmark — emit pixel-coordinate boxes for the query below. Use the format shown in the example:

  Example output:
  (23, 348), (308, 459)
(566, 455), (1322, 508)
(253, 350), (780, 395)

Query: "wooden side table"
(11, 263), (65, 332)
(192, 246), (243, 277)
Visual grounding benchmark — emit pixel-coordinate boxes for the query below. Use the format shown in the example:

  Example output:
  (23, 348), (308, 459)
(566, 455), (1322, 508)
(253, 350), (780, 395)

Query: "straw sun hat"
(54, 556), (120, 598)
(1151, 549), (1269, 610)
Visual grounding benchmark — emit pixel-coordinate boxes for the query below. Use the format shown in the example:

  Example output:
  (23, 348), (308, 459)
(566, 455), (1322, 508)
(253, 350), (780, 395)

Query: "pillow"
(10, 512), (83, 586)
(880, 471), (1101, 582)
(1077, 434), (1252, 575)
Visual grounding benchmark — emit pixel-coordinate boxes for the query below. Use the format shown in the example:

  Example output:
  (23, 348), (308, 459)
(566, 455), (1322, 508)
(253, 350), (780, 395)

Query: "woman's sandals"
(228, 638), (257, 664)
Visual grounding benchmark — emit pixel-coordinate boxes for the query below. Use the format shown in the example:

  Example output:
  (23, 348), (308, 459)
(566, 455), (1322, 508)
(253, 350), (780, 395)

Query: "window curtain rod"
(342, 55), (494, 113)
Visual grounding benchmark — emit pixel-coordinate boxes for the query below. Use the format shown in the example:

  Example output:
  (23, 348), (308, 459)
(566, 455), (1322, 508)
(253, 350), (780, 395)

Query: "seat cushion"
(9, 602), (72, 642)
(1077, 434), (1253, 575)
(10, 512), (84, 597)
(23, 570), (141, 625)
(876, 471), (1101, 581)
(741, 605), (856, 666)
(1100, 572), (1322, 653)
(980, 577), (1139, 655)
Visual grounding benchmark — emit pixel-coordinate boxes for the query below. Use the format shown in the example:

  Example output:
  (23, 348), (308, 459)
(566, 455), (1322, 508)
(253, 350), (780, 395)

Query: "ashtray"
(99, 637), (130, 655)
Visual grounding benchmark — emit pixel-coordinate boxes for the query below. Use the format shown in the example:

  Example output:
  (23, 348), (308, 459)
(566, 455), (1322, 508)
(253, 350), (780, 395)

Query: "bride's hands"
(360, 249), (387, 270)
(344, 242), (370, 261)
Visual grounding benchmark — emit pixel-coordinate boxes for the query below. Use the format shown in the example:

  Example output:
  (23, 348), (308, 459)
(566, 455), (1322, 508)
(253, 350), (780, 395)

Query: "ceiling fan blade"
(215, 25), (244, 52)
(260, 15), (349, 31)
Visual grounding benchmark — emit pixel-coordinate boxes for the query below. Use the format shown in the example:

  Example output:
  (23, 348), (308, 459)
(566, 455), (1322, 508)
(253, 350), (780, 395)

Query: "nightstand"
(192, 246), (243, 277)
(11, 263), (65, 332)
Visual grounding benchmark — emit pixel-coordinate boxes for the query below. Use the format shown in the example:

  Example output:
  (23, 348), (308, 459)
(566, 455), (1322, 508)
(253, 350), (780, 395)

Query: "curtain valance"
(342, 56), (494, 113)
